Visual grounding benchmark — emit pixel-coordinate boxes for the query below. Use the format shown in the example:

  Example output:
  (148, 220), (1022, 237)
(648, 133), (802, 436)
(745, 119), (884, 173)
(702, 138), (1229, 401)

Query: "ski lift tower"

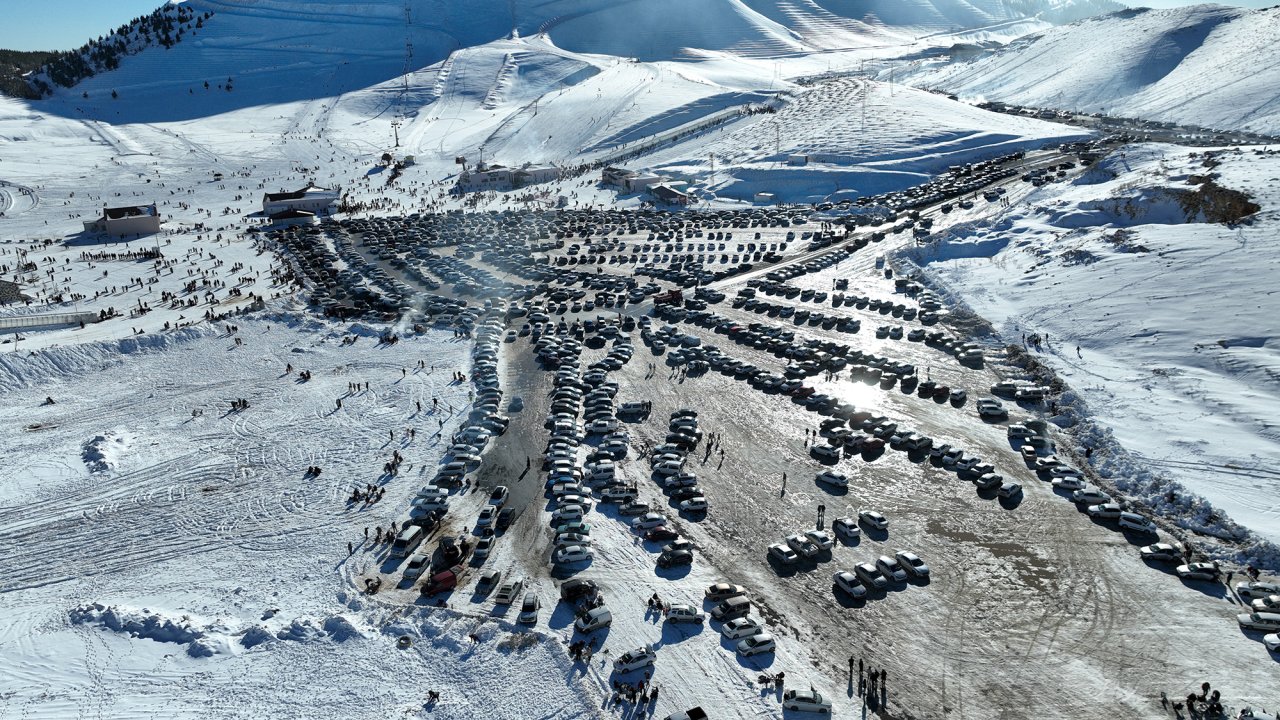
(393, 0), (414, 148)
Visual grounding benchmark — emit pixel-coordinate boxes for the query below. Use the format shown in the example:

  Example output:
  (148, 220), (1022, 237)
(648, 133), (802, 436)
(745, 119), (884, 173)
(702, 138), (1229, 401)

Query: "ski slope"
(906, 4), (1280, 134)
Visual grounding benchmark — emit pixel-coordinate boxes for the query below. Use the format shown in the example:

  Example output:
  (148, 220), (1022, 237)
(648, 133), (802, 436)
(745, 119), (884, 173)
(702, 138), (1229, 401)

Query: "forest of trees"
(0, 5), (214, 99)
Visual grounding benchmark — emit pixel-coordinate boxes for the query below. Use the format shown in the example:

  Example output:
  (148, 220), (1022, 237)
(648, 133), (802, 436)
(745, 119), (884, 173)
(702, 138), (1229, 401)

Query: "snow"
(905, 4), (1280, 134)
(902, 143), (1280, 550)
(3, 0), (1280, 717)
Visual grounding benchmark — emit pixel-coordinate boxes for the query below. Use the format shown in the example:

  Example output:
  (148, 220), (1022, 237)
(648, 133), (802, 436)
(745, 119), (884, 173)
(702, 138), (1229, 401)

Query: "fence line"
(0, 311), (100, 331)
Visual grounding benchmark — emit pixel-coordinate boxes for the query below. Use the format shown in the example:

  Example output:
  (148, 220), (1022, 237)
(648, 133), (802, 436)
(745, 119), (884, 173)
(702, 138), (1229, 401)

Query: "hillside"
(904, 4), (1280, 134)
(13, 0), (1122, 120)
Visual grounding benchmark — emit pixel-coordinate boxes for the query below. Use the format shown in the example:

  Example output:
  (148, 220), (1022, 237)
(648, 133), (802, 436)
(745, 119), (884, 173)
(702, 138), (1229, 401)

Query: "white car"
(706, 583), (747, 601)
(632, 512), (667, 530)
(556, 494), (594, 511)
(1086, 502), (1123, 519)
(551, 545), (593, 565)
(805, 530), (835, 551)
(1238, 582), (1280, 601)
(720, 617), (761, 639)
(488, 485), (510, 506)
(613, 647), (656, 673)
(550, 505), (587, 524)
(832, 516), (861, 541)
(997, 482), (1022, 498)
(783, 688), (833, 713)
(1139, 543), (1180, 563)
(854, 562), (889, 591)
(1251, 595), (1280, 613)
(665, 604), (706, 624)
(1264, 633), (1280, 653)
(833, 571), (868, 599)
(1052, 476), (1087, 491)
(553, 532), (591, 550)
(815, 470), (849, 488)
(403, 554), (431, 581)
(768, 543), (799, 565)
(875, 555), (909, 583)
(736, 633), (777, 657)
(1072, 487), (1112, 505)
(786, 534), (821, 559)
(859, 510), (889, 530)
(1176, 562), (1220, 582)
(473, 536), (494, 559)
(895, 551), (930, 579)
(679, 496), (709, 512)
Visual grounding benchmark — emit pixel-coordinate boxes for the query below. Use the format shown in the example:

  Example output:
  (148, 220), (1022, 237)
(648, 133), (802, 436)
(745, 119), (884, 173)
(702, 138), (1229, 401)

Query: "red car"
(645, 526), (680, 542)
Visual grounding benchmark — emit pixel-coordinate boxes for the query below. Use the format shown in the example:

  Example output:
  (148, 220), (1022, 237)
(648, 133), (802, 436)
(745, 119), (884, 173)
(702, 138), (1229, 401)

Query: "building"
(650, 184), (691, 206)
(459, 163), (559, 191)
(787, 154), (809, 166)
(267, 209), (318, 227)
(601, 166), (635, 187)
(82, 204), (162, 237)
(754, 192), (776, 204)
(261, 185), (340, 216)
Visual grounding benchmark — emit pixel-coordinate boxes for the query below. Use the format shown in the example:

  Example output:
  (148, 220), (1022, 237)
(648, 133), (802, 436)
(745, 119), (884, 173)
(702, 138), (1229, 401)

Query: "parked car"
(1176, 562), (1221, 582)
(1139, 543), (1181, 563)
(832, 516), (861, 541)
(769, 543), (799, 564)
(658, 548), (694, 568)
(644, 526), (679, 542)
(1118, 512), (1158, 535)
(1264, 633), (1280, 653)
(489, 485), (510, 506)
(475, 569), (502, 597)
(666, 604), (705, 623)
(736, 633), (777, 656)
(786, 533), (821, 559)
(1237, 612), (1280, 632)
(1238, 582), (1280, 601)
(805, 530), (835, 551)
(552, 545), (593, 565)
(517, 594), (541, 624)
(495, 577), (525, 605)
(815, 470), (849, 488)
(1072, 487), (1112, 505)
(858, 510), (889, 530)
(997, 482), (1023, 498)
(574, 607), (612, 633)
(720, 617), (761, 639)
(876, 555), (909, 583)
(705, 583), (747, 601)
(632, 512), (667, 530)
(854, 562), (889, 591)
(833, 571), (868, 599)
(895, 551), (930, 578)
(614, 647), (657, 672)
(1086, 502), (1123, 519)
(783, 688), (833, 713)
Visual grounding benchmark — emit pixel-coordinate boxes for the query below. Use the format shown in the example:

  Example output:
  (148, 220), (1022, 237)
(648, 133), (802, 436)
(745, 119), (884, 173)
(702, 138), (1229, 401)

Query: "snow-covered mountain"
(24, 0), (1120, 121)
(906, 4), (1280, 134)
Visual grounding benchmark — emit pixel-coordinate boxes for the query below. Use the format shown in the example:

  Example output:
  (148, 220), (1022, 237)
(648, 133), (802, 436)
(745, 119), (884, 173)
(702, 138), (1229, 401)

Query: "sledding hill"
(906, 4), (1280, 134)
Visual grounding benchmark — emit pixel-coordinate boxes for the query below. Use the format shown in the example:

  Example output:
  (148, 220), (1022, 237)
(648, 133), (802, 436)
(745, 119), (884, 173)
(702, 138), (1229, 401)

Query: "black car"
(496, 507), (516, 530)
(657, 548), (694, 568)
(559, 578), (599, 602)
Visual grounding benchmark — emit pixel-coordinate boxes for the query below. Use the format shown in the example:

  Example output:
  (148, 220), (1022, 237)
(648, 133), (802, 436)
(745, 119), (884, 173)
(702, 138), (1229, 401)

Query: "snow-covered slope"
(25, 0), (1122, 123)
(907, 4), (1280, 134)
(902, 144), (1280, 548)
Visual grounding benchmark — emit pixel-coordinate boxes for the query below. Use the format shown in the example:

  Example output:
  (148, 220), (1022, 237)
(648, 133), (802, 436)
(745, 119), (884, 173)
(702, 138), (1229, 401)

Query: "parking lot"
(268, 144), (1280, 718)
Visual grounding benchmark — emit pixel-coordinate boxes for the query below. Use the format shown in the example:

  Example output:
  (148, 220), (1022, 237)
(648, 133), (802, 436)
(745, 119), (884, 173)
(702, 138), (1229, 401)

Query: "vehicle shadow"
(832, 585), (868, 609)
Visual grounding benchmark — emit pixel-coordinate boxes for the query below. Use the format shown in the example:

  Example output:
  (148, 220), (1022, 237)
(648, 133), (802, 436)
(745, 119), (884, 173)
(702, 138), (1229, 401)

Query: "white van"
(391, 525), (425, 558)
(574, 607), (613, 633)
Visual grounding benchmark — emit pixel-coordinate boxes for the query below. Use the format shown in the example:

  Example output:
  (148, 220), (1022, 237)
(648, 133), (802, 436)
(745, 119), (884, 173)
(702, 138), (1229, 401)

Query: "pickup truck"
(663, 708), (707, 720)
(420, 565), (464, 596)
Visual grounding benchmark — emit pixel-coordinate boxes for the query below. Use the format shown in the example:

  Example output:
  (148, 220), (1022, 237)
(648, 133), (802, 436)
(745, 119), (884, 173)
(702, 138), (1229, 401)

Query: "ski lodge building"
(82, 204), (162, 237)
(261, 185), (341, 216)
(458, 163), (560, 191)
